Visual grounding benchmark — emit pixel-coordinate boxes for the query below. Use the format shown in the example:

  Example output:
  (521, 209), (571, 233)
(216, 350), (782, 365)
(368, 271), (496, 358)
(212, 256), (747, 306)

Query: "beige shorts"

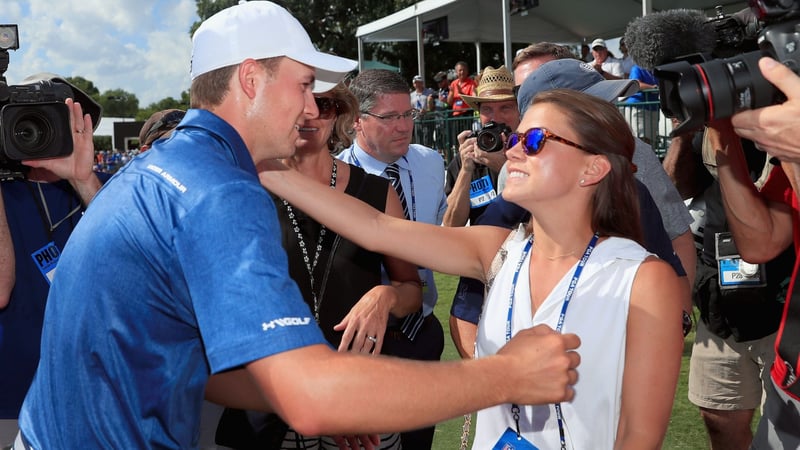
(688, 319), (776, 411)
(0, 419), (18, 450)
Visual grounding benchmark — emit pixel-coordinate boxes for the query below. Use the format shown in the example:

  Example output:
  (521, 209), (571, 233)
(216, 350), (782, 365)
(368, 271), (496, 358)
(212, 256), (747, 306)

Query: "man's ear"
(353, 116), (364, 134)
(237, 58), (262, 99)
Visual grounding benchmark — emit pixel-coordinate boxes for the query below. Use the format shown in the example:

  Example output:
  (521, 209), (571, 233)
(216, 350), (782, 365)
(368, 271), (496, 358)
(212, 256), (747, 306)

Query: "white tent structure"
(355, 0), (747, 78)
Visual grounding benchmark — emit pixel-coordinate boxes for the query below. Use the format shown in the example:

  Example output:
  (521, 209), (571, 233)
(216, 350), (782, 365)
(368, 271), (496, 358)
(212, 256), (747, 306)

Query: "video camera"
(654, 1), (800, 135)
(0, 24), (102, 180)
(469, 121), (512, 152)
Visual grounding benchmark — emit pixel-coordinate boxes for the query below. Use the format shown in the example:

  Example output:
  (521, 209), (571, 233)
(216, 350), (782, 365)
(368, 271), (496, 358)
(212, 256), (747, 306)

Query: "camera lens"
(10, 110), (53, 155)
(0, 102), (72, 161)
(476, 130), (501, 152)
(698, 52), (775, 120)
(474, 122), (510, 153)
(655, 50), (778, 135)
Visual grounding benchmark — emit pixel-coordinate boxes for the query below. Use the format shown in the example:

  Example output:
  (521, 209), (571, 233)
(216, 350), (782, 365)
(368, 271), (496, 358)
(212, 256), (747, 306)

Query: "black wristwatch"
(682, 310), (693, 337)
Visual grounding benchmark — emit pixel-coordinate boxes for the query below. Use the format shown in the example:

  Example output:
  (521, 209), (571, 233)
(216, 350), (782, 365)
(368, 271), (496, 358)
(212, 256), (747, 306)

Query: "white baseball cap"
(590, 38), (607, 49)
(190, 1), (357, 93)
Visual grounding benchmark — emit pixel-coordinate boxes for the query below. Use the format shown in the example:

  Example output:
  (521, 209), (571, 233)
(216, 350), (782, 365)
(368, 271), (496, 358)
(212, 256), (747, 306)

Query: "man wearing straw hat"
(443, 65), (519, 228)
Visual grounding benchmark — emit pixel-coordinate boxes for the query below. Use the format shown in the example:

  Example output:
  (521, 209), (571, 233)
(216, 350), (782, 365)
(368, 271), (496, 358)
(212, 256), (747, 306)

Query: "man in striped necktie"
(337, 69), (448, 450)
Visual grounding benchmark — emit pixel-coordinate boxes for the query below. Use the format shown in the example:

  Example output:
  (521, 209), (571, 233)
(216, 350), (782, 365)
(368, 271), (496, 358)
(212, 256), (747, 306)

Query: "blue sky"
(3, 0), (199, 106)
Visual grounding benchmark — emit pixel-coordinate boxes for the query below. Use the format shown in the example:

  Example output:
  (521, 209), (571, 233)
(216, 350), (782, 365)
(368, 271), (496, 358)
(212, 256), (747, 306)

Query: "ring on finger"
(366, 335), (377, 343)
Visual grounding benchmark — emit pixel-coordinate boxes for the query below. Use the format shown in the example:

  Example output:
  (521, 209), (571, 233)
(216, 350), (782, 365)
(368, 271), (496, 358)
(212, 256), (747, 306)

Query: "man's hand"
(23, 98), (94, 183)
(332, 434), (379, 450)
(475, 146), (507, 173)
(495, 324), (581, 405)
(732, 57), (800, 164)
(456, 130), (478, 172)
(22, 99), (101, 205)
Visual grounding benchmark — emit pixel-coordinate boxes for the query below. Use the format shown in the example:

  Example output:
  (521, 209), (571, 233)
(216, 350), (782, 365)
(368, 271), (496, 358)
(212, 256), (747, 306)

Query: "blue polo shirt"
(19, 109), (325, 449)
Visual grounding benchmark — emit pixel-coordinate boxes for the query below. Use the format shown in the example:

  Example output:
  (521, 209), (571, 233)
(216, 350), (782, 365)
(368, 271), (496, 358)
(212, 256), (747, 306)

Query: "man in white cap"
(589, 38), (624, 80)
(410, 74), (435, 148)
(409, 75), (432, 114)
(15, 2), (580, 449)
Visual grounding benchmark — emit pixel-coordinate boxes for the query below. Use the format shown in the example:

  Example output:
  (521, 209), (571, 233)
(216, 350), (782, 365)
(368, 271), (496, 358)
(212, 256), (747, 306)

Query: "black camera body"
(469, 121), (511, 152)
(654, 1), (800, 135)
(0, 24), (77, 180)
(0, 81), (73, 161)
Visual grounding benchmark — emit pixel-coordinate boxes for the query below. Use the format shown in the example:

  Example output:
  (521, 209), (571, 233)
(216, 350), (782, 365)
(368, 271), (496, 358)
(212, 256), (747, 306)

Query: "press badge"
(470, 174), (497, 208)
(715, 232), (766, 289)
(492, 427), (539, 450)
(31, 241), (61, 286)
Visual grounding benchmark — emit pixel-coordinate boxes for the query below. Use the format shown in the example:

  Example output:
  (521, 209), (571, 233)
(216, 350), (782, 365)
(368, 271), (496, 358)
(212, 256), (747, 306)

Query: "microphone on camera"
(624, 9), (719, 70)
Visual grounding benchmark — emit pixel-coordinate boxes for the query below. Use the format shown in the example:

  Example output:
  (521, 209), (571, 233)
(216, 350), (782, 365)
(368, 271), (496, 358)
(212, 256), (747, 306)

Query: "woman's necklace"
(532, 240), (581, 260)
(281, 159), (337, 323)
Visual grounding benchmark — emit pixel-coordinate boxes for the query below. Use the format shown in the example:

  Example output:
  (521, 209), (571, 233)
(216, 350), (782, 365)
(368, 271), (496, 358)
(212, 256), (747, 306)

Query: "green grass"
(429, 272), (710, 450)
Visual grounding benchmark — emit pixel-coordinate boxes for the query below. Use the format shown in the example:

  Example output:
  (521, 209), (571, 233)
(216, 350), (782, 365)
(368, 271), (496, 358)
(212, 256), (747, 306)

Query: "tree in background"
(136, 92), (191, 121)
(73, 1), (524, 129)
(102, 88), (139, 118)
(188, 0), (500, 86)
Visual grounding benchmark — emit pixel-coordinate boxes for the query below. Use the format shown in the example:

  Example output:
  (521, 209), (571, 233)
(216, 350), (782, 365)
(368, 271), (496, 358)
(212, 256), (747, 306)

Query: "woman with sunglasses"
(259, 88), (684, 449)
(219, 83), (420, 450)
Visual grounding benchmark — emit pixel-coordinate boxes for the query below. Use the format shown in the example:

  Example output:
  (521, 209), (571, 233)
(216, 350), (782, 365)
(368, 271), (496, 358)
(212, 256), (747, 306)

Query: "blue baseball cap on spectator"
(517, 59), (639, 116)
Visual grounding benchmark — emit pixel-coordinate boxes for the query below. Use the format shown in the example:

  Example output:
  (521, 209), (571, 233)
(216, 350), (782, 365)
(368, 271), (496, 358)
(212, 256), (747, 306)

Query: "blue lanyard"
(352, 153), (417, 222)
(505, 232), (600, 449)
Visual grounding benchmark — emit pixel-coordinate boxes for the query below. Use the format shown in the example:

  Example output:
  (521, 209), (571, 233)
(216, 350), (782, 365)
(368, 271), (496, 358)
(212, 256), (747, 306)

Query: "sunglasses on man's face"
(314, 97), (341, 120)
(504, 127), (592, 156)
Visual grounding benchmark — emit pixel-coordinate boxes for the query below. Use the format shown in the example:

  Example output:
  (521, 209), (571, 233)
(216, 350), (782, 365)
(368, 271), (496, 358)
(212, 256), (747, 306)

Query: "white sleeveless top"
(472, 227), (650, 450)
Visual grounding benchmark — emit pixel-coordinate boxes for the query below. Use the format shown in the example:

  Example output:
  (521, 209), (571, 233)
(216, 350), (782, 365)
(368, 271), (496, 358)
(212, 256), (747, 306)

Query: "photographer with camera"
(625, 3), (800, 444)
(0, 93), (107, 449)
(443, 65), (517, 228)
(664, 119), (793, 450)
(710, 55), (800, 449)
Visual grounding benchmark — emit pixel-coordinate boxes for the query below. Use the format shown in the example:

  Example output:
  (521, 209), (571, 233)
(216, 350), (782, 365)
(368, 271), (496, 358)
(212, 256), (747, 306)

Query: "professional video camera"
(469, 121), (512, 152)
(0, 24), (92, 180)
(650, 1), (800, 135)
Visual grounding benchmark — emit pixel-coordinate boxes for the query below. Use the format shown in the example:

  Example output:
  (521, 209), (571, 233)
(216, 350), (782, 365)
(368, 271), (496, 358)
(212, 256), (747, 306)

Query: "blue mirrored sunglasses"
(504, 127), (591, 156)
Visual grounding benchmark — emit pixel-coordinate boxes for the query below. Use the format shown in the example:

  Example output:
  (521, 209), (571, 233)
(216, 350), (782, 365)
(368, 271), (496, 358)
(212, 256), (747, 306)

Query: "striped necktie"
(385, 162), (424, 340)
(384, 163), (409, 219)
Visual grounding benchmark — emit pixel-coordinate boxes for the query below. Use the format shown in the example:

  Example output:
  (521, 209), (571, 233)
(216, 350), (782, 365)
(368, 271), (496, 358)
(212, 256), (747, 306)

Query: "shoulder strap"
(348, 165), (389, 212)
(316, 164), (386, 305)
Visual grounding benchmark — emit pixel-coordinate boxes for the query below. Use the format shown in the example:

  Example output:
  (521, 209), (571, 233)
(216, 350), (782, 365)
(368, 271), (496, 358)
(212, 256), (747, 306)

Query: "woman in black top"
(273, 83), (421, 353)
(218, 83), (420, 450)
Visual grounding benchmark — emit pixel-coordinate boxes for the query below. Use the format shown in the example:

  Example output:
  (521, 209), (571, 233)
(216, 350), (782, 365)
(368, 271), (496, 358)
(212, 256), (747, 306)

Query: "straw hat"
(460, 65), (516, 110)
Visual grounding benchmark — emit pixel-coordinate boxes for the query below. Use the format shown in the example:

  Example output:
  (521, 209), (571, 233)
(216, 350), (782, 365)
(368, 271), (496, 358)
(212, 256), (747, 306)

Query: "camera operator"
(664, 117), (793, 450)
(626, 4), (800, 442)
(0, 97), (108, 448)
(710, 55), (800, 449)
(442, 65), (518, 228)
